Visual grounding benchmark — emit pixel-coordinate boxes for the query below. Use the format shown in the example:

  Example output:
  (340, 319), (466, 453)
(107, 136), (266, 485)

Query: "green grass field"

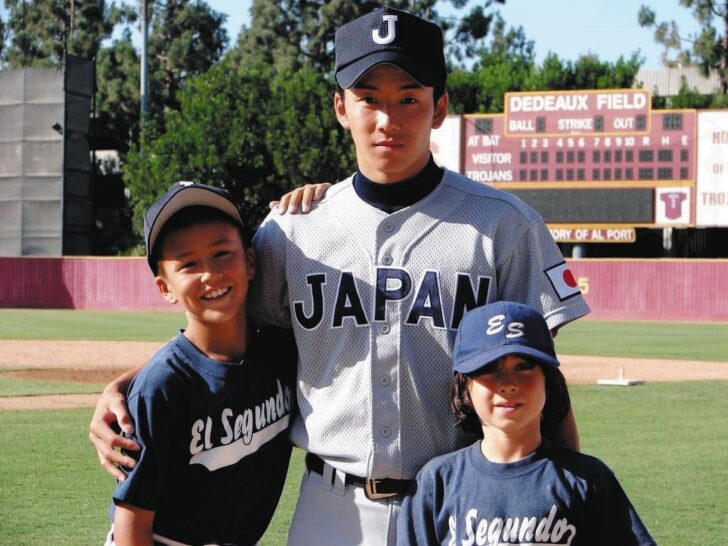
(2, 383), (726, 545)
(553, 319), (728, 361)
(2, 308), (728, 358)
(0, 309), (186, 341)
(1, 309), (727, 545)
(0, 376), (105, 397)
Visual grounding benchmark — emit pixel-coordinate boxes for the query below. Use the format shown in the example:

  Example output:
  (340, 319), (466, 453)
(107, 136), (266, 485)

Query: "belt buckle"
(364, 478), (396, 500)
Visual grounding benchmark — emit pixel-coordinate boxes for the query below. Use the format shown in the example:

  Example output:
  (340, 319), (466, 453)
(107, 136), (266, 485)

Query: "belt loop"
(322, 461), (335, 491)
(333, 467), (347, 496)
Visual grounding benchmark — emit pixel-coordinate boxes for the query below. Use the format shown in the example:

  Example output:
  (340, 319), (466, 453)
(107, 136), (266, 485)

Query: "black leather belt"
(305, 453), (413, 500)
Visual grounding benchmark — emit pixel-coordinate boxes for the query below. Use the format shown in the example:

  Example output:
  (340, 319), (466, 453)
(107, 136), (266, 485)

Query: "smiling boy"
(107, 182), (295, 546)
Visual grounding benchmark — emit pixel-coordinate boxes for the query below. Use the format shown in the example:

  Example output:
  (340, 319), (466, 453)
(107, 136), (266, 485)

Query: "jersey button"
(381, 427), (391, 438)
(382, 256), (393, 265)
(384, 223), (394, 233)
(380, 376), (390, 386)
(379, 324), (391, 334)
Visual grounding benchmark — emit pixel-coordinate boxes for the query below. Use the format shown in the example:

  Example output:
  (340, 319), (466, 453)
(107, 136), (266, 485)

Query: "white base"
(597, 378), (645, 386)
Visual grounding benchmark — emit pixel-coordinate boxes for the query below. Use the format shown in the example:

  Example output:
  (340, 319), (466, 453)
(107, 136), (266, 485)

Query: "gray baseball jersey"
(250, 168), (590, 480)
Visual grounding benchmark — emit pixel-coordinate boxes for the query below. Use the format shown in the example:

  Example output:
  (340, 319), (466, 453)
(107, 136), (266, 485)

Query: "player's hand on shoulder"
(269, 182), (332, 215)
(89, 387), (140, 481)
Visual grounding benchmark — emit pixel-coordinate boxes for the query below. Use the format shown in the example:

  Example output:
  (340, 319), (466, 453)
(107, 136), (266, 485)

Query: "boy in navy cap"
(105, 182), (296, 546)
(398, 301), (655, 546)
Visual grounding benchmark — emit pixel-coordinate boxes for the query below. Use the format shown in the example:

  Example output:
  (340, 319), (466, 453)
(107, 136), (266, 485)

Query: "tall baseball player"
(249, 7), (591, 545)
(89, 7), (590, 546)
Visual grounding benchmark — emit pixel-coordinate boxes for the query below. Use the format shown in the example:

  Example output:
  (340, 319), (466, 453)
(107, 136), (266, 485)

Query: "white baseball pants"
(286, 466), (402, 546)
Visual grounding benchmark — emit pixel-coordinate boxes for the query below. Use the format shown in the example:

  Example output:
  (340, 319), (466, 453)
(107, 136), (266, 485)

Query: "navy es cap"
(144, 181), (243, 272)
(453, 301), (559, 376)
(334, 7), (447, 89)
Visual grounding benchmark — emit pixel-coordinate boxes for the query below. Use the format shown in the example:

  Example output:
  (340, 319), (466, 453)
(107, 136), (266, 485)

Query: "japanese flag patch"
(545, 262), (581, 301)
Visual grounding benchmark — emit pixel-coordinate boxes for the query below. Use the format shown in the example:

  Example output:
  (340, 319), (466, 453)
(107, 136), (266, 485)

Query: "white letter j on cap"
(372, 15), (398, 45)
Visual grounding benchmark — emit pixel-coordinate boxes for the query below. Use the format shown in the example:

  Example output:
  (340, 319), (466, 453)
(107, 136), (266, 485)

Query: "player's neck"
(183, 313), (248, 364)
(357, 153), (432, 185)
(354, 155), (442, 212)
(480, 428), (542, 464)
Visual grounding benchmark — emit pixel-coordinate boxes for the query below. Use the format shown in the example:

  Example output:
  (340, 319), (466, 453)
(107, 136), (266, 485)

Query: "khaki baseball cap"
(144, 181), (243, 273)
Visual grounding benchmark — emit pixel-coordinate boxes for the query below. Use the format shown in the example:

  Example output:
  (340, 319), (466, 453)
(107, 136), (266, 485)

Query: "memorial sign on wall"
(696, 110), (728, 227)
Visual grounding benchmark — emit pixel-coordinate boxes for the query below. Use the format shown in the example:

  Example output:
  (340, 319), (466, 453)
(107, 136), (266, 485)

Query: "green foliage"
(95, 31), (141, 153)
(448, 21), (535, 113)
(2, 0), (133, 68)
(124, 60), (354, 237)
(639, 1), (728, 92)
(264, 67), (354, 187)
(447, 20), (641, 114)
(648, 76), (728, 109)
(146, 0), (229, 116)
(230, 0), (507, 74)
(0, 14), (5, 61)
(1, 0), (229, 162)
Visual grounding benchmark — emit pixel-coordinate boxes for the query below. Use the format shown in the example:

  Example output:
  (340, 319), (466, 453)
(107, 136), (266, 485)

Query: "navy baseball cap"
(334, 7), (447, 89)
(453, 301), (560, 376)
(144, 181), (243, 272)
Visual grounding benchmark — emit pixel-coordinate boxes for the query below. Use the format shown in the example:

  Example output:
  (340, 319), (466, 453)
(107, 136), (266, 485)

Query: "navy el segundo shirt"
(111, 327), (297, 546)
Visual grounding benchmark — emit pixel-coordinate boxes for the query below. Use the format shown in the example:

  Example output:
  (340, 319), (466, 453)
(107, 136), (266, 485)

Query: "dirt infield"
(1, 340), (727, 410)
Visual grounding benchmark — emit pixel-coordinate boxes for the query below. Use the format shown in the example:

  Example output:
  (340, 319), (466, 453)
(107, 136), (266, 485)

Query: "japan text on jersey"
(293, 269), (493, 331)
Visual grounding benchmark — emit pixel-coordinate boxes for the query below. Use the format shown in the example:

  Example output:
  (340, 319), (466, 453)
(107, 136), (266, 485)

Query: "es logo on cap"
(487, 315), (525, 338)
(372, 14), (398, 45)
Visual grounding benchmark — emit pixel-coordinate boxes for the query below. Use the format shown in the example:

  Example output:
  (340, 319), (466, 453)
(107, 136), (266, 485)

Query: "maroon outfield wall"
(1, 257), (727, 321)
(0, 257), (168, 311)
(567, 258), (728, 322)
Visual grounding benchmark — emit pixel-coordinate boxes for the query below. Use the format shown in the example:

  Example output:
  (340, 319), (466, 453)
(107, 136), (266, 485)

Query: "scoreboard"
(504, 89), (651, 137)
(438, 89), (699, 242)
(465, 111), (694, 187)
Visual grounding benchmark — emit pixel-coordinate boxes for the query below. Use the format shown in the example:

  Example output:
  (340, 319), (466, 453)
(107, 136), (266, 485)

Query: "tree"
(448, 19), (642, 114)
(2, 0), (228, 150)
(229, 0), (506, 74)
(533, 53), (641, 91)
(123, 61), (354, 237)
(147, 0), (229, 115)
(0, 14), (5, 62)
(448, 19), (536, 113)
(95, 30), (141, 153)
(2, 0), (133, 68)
(639, 1), (728, 92)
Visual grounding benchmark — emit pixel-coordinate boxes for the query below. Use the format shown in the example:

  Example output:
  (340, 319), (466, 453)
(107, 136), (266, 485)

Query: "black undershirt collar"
(353, 156), (444, 214)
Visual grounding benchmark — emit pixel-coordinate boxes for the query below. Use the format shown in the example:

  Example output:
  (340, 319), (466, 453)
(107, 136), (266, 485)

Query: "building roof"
(635, 66), (721, 96)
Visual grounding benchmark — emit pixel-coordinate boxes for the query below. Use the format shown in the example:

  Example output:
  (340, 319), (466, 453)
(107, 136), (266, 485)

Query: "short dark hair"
(151, 205), (249, 276)
(450, 357), (572, 442)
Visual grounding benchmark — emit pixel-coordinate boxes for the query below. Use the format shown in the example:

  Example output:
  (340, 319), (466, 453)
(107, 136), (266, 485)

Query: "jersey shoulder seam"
(441, 169), (542, 224)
